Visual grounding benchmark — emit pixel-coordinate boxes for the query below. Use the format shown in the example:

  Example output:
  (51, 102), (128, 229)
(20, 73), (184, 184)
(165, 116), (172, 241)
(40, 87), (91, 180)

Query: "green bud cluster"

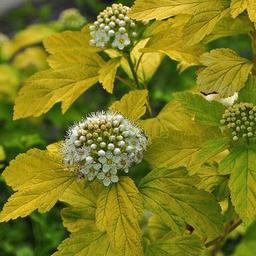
(220, 102), (256, 141)
(59, 8), (87, 30)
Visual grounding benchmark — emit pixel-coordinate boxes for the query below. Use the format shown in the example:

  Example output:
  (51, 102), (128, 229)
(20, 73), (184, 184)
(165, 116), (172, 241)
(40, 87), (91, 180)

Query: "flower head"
(220, 102), (256, 141)
(89, 3), (145, 50)
(62, 111), (148, 186)
(59, 8), (87, 30)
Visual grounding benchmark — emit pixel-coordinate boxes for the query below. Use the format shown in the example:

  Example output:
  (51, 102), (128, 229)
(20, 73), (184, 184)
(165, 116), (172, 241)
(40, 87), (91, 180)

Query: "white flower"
(97, 169), (119, 186)
(89, 3), (142, 50)
(94, 30), (109, 48)
(112, 32), (130, 50)
(62, 111), (148, 186)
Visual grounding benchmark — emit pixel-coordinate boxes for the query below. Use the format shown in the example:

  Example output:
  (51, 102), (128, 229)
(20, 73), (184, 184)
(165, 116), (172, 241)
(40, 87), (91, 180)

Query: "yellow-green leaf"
(142, 17), (204, 68)
(43, 30), (99, 56)
(183, 8), (229, 45)
(13, 47), (48, 71)
(204, 15), (253, 43)
(96, 177), (143, 256)
(140, 100), (193, 141)
(130, 39), (163, 83)
(238, 75), (256, 104)
(0, 149), (75, 222)
(229, 145), (256, 222)
(174, 92), (225, 126)
(129, 0), (224, 21)
(145, 126), (221, 169)
(60, 181), (101, 232)
(231, 0), (256, 22)
(2, 24), (56, 59)
(13, 64), (101, 119)
(140, 167), (223, 241)
(53, 225), (117, 256)
(197, 48), (253, 97)
(99, 57), (121, 94)
(110, 89), (148, 121)
(145, 233), (205, 256)
(0, 64), (19, 101)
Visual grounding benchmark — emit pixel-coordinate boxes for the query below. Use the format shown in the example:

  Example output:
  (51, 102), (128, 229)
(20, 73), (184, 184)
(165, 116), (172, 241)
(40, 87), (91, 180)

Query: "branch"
(205, 218), (242, 249)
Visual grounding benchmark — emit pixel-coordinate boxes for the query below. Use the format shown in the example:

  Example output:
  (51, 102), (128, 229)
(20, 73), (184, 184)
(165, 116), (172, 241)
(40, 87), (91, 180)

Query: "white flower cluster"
(89, 3), (141, 50)
(220, 102), (256, 141)
(62, 111), (148, 186)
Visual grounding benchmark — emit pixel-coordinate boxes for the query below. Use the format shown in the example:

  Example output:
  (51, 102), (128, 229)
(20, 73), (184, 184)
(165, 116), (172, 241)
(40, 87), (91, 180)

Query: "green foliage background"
(0, 0), (255, 256)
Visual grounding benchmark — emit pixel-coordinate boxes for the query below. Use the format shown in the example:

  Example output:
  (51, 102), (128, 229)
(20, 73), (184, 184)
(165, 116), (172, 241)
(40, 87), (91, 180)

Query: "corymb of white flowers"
(89, 3), (142, 50)
(62, 111), (148, 186)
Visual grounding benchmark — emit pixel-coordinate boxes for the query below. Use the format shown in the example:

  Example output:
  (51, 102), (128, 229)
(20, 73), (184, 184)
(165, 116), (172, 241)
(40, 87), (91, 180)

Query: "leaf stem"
(116, 76), (136, 90)
(251, 25), (256, 75)
(126, 53), (141, 89)
(205, 218), (242, 255)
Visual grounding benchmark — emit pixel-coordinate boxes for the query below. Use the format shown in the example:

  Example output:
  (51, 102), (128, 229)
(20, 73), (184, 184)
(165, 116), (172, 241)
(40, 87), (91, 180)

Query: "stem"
(126, 53), (141, 89)
(252, 28), (256, 75)
(124, 52), (153, 116)
(205, 218), (242, 255)
(116, 76), (136, 90)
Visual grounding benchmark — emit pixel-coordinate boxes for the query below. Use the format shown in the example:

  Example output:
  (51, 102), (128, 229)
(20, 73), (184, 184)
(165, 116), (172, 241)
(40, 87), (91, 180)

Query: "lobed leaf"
(99, 57), (121, 94)
(13, 65), (101, 119)
(174, 92), (225, 126)
(228, 145), (256, 222)
(95, 177), (143, 256)
(129, 0), (224, 21)
(197, 48), (253, 97)
(110, 89), (148, 121)
(183, 8), (229, 45)
(238, 75), (256, 105)
(140, 100), (193, 141)
(0, 149), (76, 222)
(230, 0), (256, 22)
(145, 233), (205, 256)
(53, 225), (117, 256)
(140, 167), (224, 240)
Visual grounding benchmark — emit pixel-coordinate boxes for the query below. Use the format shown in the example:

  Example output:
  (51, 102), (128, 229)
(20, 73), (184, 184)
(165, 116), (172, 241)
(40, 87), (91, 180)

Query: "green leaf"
(53, 225), (117, 256)
(95, 177), (143, 256)
(234, 221), (256, 256)
(99, 57), (121, 94)
(229, 145), (256, 222)
(110, 89), (148, 121)
(197, 48), (253, 97)
(218, 145), (245, 175)
(148, 216), (173, 242)
(196, 165), (228, 193)
(0, 149), (75, 222)
(183, 7), (229, 45)
(174, 92), (225, 126)
(13, 64), (101, 119)
(189, 137), (230, 172)
(145, 233), (205, 256)
(129, 0), (224, 21)
(238, 75), (256, 104)
(140, 167), (223, 240)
